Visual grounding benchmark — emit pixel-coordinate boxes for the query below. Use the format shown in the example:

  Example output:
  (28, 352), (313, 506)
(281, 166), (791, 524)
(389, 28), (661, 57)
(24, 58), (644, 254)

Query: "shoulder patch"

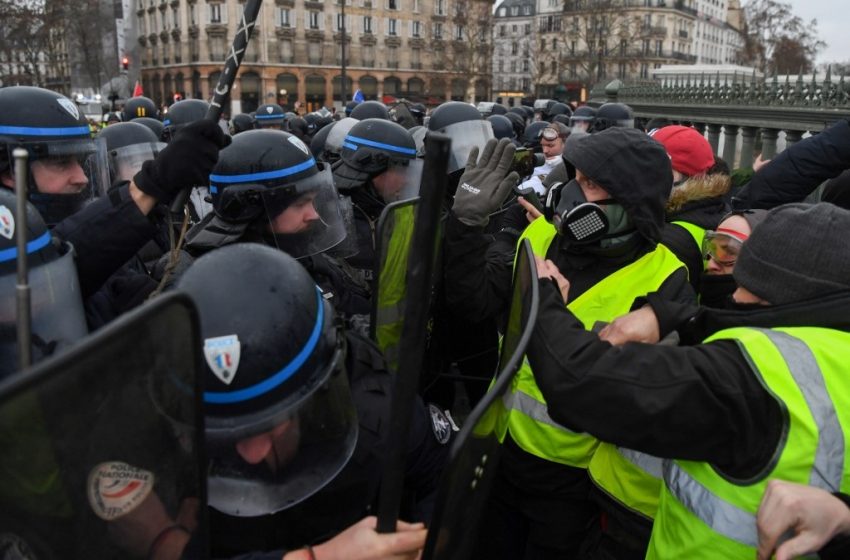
(0, 205), (14, 240)
(428, 404), (453, 445)
(87, 461), (155, 520)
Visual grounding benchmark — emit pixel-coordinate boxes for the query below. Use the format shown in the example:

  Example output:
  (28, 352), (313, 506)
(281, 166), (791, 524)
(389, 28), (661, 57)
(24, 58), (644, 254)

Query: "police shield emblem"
(266, 106), (274, 114)
(204, 334), (241, 385)
(57, 97), (80, 120)
(0, 205), (14, 240)
(288, 135), (310, 155)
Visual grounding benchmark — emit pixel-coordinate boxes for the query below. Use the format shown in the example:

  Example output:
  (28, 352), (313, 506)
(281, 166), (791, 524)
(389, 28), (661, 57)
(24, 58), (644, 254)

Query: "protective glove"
(133, 119), (231, 204)
(451, 138), (520, 228)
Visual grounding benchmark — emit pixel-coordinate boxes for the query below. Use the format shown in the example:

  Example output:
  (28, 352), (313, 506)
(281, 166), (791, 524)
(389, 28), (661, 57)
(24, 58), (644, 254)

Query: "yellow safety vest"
(647, 326), (850, 559)
(495, 217), (685, 468)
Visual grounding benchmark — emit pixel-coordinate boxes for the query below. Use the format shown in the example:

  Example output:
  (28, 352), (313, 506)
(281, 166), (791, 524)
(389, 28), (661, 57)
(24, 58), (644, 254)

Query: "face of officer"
(235, 418), (301, 471)
(1, 156), (88, 194)
(270, 192), (320, 234)
(372, 165), (408, 203)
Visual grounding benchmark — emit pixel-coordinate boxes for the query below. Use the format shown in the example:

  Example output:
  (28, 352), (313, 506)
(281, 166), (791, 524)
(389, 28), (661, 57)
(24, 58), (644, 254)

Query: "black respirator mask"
(544, 179), (634, 245)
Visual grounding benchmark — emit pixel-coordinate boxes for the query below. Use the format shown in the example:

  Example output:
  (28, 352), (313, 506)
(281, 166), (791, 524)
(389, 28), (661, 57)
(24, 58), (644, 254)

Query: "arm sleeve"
(733, 119), (850, 210)
(443, 211), (515, 320)
(527, 281), (782, 478)
(53, 185), (158, 298)
(404, 397), (451, 523)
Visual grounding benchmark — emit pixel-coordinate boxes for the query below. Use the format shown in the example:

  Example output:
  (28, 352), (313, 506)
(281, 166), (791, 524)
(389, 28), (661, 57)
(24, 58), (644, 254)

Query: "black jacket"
(209, 332), (451, 559)
(734, 119), (850, 210)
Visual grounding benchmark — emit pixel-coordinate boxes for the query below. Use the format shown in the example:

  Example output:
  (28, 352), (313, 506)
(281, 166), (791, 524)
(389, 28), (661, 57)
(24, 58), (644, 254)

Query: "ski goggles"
(702, 228), (748, 267)
(541, 126), (567, 141)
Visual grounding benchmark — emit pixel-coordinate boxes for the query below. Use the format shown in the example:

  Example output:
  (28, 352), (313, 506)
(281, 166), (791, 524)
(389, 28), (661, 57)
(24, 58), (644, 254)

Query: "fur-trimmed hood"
(666, 173), (732, 213)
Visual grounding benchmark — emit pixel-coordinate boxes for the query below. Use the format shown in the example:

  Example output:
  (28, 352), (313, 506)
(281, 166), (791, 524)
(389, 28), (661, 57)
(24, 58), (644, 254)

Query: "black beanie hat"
(733, 203), (850, 304)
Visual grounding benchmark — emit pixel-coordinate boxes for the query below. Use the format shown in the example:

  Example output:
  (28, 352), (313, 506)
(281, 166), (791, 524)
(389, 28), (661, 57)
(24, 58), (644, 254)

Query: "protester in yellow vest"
(444, 131), (694, 558)
(528, 202), (850, 559)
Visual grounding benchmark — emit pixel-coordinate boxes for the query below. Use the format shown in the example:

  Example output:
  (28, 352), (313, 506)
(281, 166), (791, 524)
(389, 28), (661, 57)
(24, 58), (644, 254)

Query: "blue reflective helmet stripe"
(0, 125), (90, 137)
(0, 231), (52, 263)
(204, 287), (325, 404)
(344, 134), (416, 156)
(255, 114), (284, 120)
(209, 157), (316, 188)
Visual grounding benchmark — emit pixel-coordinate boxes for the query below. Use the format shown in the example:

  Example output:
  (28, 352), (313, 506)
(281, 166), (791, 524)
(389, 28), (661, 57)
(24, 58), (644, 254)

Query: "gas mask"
(544, 179), (634, 245)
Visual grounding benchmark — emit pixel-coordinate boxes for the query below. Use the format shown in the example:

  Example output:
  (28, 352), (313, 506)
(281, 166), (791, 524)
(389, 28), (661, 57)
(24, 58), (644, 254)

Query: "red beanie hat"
(650, 125), (715, 177)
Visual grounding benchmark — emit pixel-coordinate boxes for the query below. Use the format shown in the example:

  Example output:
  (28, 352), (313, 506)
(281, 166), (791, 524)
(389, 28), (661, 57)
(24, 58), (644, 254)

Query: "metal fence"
(588, 70), (850, 169)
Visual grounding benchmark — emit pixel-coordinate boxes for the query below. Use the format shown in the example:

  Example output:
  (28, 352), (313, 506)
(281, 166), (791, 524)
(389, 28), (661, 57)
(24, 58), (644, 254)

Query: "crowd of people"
(2, 86), (850, 560)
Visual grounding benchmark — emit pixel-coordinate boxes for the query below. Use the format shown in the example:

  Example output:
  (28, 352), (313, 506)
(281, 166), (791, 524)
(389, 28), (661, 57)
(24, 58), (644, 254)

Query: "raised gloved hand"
(133, 120), (231, 204)
(451, 138), (519, 228)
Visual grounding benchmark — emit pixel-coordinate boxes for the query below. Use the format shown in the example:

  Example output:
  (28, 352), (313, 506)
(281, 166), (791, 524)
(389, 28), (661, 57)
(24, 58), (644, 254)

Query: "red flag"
(132, 80), (143, 97)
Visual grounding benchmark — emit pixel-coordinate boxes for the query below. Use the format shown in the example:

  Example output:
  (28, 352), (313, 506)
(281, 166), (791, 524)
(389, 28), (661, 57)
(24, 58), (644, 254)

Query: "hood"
(332, 158), (371, 192)
(666, 173), (731, 213)
(563, 127), (673, 243)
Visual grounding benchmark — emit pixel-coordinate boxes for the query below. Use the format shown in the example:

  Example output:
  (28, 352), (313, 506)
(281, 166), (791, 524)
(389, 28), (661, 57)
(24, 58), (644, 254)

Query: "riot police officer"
(569, 105), (597, 133)
(230, 113), (255, 135)
(591, 102), (635, 132)
(177, 243), (449, 558)
(254, 103), (287, 130)
(350, 100), (390, 121)
(122, 96), (159, 122)
(426, 101), (494, 192)
(161, 98), (210, 141)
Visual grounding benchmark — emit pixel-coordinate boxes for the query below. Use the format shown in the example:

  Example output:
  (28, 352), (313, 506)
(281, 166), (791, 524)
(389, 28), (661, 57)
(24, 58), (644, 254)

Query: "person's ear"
(0, 171), (14, 189)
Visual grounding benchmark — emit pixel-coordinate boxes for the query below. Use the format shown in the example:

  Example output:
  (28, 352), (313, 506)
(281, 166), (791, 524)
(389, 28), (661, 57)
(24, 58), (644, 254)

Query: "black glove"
(133, 120), (231, 204)
(451, 138), (519, 228)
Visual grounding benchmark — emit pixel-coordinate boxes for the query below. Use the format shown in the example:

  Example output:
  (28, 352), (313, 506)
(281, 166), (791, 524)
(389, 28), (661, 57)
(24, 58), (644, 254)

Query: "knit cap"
(650, 125), (715, 177)
(733, 203), (850, 304)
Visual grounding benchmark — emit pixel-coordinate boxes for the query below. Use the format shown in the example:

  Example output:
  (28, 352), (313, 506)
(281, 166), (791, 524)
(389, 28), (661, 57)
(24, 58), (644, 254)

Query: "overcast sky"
(786, 0), (849, 64)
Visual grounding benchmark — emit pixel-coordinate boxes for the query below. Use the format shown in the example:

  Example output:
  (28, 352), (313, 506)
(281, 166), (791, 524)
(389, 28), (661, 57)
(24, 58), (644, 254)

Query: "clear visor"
(110, 142), (166, 183)
(612, 119), (635, 129)
(207, 368), (358, 516)
(14, 137), (110, 198)
(411, 127), (427, 157)
(0, 247), (88, 380)
(325, 194), (360, 259)
(263, 167), (348, 259)
(703, 230), (744, 267)
(374, 158), (424, 202)
(440, 120), (495, 173)
(324, 118), (359, 159)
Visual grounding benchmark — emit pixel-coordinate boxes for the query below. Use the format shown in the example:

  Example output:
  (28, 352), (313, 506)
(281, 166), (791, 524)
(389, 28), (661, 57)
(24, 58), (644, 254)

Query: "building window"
(389, 18), (397, 35)
(499, 24), (505, 37)
(362, 44), (375, 65)
(524, 5), (531, 15)
(279, 8), (290, 27)
(363, 16), (372, 33)
(388, 0), (398, 9)
(511, 42), (517, 55)
(309, 11), (321, 29)
(433, 22), (442, 39)
(412, 47), (420, 67)
(524, 23), (531, 34)
(454, 24), (463, 40)
(209, 2), (223, 24)
(498, 59), (503, 71)
(388, 46), (398, 67)
(435, 0), (445, 16)
(172, 7), (179, 27)
(413, 0), (420, 12)
(510, 60), (516, 72)
(655, 40), (662, 56)
(640, 63), (649, 79)
(412, 20), (421, 37)
(308, 41), (321, 64)
(189, 3), (196, 25)
(337, 13), (347, 30)
(280, 39), (293, 62)
(511, 6), (518, 15)
(522, 59), (529, 72)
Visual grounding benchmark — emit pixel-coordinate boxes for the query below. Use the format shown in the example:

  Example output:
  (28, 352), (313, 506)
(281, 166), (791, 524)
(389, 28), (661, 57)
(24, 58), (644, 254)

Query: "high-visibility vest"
(494, 217), (686, 468)
(671, 220), (708, 272)
(647, 326), (850, 559)
(374, 203), (415, 371)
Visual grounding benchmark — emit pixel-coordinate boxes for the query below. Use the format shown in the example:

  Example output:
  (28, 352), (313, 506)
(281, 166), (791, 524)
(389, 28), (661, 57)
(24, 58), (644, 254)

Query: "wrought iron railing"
(589, 71), (850, 168)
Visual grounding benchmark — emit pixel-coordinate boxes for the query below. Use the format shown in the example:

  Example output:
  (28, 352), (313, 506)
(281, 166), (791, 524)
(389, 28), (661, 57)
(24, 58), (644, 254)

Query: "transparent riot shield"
(0, 292), (206, 559)
(421, 238), (540, 560)
(370, 197), (419, 372)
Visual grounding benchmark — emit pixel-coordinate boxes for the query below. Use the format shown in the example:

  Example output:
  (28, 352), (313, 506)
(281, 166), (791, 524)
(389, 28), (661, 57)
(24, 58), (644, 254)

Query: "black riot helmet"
(569, 105), (597, 132)
(408, 103), (427, 126)
(321, 117), (359, 164)
(350, 100), (390, 121)
(230, 113), (255, 135)
(523, 121), (549, 151)
(105, 112), (122, 125)
(547, 102), (573, 121)
(122, 96), (159, 121)
(344, 101), (359, 117)
(505, 111), (526, 140)
(310, 122), (334, 160)
(477, 102), (507, 118)
(427, 101), (495, 173)
(162, 99), (209, 141)
(0, 86), (108, 226)
(96, 121), (166, 185)
(487, 114), (515, 140)
(591, 102), (634, 132)
(334, 118), (421, 202)
(177, 243), (357, 516)
(288, 117), (309, 142)
(133, 116), (165, 139)
(0, 188), (87, 379)
(254, 103), (286, 129)
(209, 129), (347, 258)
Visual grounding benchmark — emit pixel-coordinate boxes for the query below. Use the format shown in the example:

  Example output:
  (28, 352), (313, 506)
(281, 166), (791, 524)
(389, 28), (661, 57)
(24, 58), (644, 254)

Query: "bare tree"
(742, 0), (825, 75)
(0, 0), (61, 88)
(58, 0), (121, 95)
(437, 0), (493, 102)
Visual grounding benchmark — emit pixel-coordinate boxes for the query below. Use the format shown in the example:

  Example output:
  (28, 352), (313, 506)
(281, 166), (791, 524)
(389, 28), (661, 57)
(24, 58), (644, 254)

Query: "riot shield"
(370, 197), (419, 372)
(0, 293), (206, 559)
(421, 238), (540, 560)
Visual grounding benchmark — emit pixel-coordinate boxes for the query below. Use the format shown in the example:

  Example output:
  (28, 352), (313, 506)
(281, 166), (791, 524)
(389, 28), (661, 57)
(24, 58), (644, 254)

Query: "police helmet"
(230, 113), (255, 135)
(591, 103), (634, 132)
(477, 102), (508, 118)
(487, 114), (515, 140)
(408, 103), (427, 125)
(287, 117), (309, 142)
(210, 129), (346, 258)
(0, 86), (108, 225)
(569, 105), (597, 132)
(96, 121), (166, 185)
(162, 99), (210, 141)
(344, 101), (359, 117)
(122, 96), (159, 121)
(310, 122), (333, 160)
(318, 117), (359, 164)
(427, 101), (494, 173)
(133, 116), (165, 139)
(0, 188), (87, 379)
(349, 100), (390, 121)
(523, 121), (549, 151)
(548, 102), (573, 121)
(177, 243), (356, 516)
(551, 114), (572, 127)
(505, 111), (526, 139)
(254, 103), (286, 129)
(334, 118), (421, 201)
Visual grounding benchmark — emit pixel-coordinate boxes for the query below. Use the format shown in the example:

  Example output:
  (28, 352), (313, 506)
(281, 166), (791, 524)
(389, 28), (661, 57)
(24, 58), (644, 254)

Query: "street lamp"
(340, 0), (347, 105)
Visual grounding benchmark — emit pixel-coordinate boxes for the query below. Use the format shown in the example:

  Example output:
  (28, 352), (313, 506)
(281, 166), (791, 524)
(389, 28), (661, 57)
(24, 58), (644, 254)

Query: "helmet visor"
(703, 229), (745, 268)
(441, 120), (495, 173)
(324, 118), (359, 160)
(263, 166), (348, 259)
(15, 136), (109, 198)
(0, 246), (88, 380)
(375, 158), (424, 202)
(207, 363), (358, 516)
(110, 141), (167, 183)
